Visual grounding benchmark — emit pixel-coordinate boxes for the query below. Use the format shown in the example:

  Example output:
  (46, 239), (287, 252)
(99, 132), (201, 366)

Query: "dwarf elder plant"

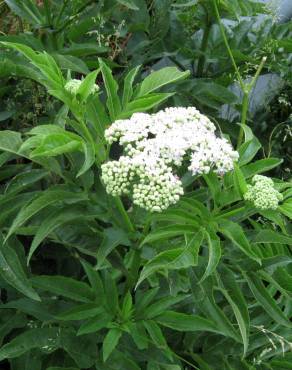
(0, 32), (291, 370)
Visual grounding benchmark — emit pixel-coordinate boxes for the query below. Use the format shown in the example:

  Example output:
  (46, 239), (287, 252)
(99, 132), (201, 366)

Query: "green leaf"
(104, 271), (119, 315)
(151, 208), (200, 226)
(143, 320), (168, 349)
(233, 163), (248, 196)
(57, 329), (97, 368)
(279, 198), (292, 220)
(122, 65), (141, 107)
(77, 311), (112, 336)
(27, 206), (95, 264)
(218, 267), (250, 357)
(103, 328), (122, 362)
(199, 232), (221, 282)
(191, 81), (237, 108)
(121, 291), (133, 320)
(53, 53), (90, 74)
(76, 69), (99, 102)
(189, 270), (241, 343)
(141, 225), (197, 246)
(219, 220), (261, 263)
(30, 133), (82, 158)
(270, 360), (292, 370)
(252, 230), (292, 245)
(144, 295), (189, 319)
(0, 328), (60, 361)
(156, 311), (219, 333)
(58, 303), (103, 321)
(273, 267), (292, 293)
(137, 67), (189, 97)
(137, 231), (203, 287)
(1, 298), (54, 321)
(6, 189), (87, 240)
(241, 158), (283, 178)
(77, 140), (96, 177)
(119, 93), (174, 119)
(80, 260), (104, 298)
(97, 228), (131, 269)
(31, 275), (95, 303)
(5, 169), (49, 195)
(98, 58), (121, 120)
(0, 130), (23, 154)
(0, 235), (40, 301)
(117, 0), (139, 10)
(86, 95), (109, 138)
(1, 42), (65, 90)
(128, 322), (148, 350)
(5, 0), (43, 25)
(244, 272), (292, 328)
(238, 137), (261, 166)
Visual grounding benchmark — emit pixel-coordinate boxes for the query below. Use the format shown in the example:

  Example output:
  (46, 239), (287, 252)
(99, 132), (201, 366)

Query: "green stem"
(215, 206), (246, 220)
(237, 57), (267, 149)
(113, 197), (135, 233)
(247, 56), (267, 92)
(213, 0), (244, 90)
(237, 90), (249, 149)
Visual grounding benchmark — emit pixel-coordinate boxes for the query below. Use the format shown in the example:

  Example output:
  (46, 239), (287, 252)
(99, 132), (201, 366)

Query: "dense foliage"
(0, 1), (291, 369)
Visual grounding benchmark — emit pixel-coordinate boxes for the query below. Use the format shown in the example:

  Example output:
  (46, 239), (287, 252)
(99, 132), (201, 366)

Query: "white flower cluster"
(65, 79), (99, 95)
(244, 175), (283, 210)
(102, 107), (239, 212)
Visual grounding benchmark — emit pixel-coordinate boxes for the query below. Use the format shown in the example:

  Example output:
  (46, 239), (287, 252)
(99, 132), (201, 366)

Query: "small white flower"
(65, 78), (99, 95)
(102, 107), (238, 212)
(244, 175), (283, 210)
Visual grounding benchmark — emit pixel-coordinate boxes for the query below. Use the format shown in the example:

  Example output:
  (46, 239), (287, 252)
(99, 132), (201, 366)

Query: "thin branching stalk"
(213, 0), (267, 149)
(113, 197), (135, 233)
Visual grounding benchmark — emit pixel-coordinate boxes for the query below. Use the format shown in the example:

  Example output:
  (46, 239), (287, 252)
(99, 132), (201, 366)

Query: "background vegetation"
(0, 1), (291, 369)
